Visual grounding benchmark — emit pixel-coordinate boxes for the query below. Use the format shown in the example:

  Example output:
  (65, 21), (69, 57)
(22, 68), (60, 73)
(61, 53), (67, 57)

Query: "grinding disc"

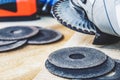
(0, 40), (17, 46)
(0, 40), (27, 52)
(0, 26), (39, 40)
(45, 57), (115, 79)
(84, 60), (120, 80)
(46, 47), (115, 79)
(48, 47), (107, 69)
(27, 28), (63, 44)
(52, 0), (96, 35)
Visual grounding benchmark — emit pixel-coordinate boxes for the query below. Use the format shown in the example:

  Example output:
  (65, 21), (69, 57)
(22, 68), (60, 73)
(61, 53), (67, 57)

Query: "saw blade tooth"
(52, 0), (97, 35)
(83, 21), (90, 33)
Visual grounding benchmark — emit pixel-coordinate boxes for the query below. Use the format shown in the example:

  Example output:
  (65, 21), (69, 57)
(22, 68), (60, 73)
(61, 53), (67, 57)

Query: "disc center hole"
(69, 54), (85, 59)
(11, 30), (22, 34)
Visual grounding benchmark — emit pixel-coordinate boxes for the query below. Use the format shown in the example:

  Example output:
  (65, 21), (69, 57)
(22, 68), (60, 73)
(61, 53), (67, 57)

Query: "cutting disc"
(27, 27), (63, 44)
(52, 0), (96, 35)
(46, 57), (114, 79)
(85, 60), (120, 80)
(0, 40), (17, 46)
(0, 40), (27, 52)
(48, 47), (107, 69)
(0, 26), (39, 40)
(46, 47), (115, 79)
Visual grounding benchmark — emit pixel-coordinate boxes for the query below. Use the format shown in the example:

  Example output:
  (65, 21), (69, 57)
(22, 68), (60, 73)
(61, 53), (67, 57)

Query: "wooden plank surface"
(0, 17), (75, 80)
(0, 17), (120, 80)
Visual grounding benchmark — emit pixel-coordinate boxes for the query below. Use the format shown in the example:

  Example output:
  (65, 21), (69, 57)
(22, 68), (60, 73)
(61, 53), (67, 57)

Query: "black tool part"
(37, 1), (51, 15)
(0, 0), (17, 12)
(48, 47), (107, 69)
(27, 27), (63, 44)
(0, 14), (40, 22)
(0, 39), (27, 52)
(0, 26), (39, 40)
(93, 31), (120, 45)
(0, 40), (17, 46)
(52, 0), (96, 35)
(82, 60), (120, 80)
(45, 57), (115, 79)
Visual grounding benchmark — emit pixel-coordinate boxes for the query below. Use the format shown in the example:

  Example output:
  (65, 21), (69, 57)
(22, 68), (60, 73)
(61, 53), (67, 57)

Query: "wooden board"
(0, 17), (75, 80)
(0, 17), (120, 80)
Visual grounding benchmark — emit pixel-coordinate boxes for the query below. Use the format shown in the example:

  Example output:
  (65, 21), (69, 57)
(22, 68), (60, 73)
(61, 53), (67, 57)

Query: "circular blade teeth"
(52, 0), (96, 35)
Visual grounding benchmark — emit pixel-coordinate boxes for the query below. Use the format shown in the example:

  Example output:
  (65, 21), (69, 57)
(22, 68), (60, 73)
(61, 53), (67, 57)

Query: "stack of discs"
(0, 26), (63, 52)
(45, 47), (120, 80)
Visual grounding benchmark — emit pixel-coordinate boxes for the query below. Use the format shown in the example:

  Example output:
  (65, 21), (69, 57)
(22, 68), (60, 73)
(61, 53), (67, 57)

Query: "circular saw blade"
(52, 0), (96, 35)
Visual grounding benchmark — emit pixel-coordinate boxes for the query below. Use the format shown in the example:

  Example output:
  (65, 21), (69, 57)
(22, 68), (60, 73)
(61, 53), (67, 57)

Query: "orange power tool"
(0, 0), (39, 21)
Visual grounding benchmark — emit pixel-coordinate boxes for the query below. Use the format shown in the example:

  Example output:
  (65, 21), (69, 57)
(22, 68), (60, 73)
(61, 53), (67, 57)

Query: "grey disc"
(45, 57), (115, 79)
(27, 28), (63, 44)
(85, 60), (120, 80)
(0, 40), (27, 52)
(0, 26), (39, 40)
(0, 40), (17, 46)
(52, 0), (96, 35)
(48, 47), (107, 69)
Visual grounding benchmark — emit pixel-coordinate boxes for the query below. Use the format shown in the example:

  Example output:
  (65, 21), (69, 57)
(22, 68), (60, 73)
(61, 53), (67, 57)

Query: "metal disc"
(0, 40), (17, 46)
(27, 28), (63, 44)
(0, 40), (27, 52)
(85, 60), (120, 80)
(0, 26), (39, 40)
(45, 57), (115, 79)
(52, 0), (96, 35)
(48, 47), (107, 69)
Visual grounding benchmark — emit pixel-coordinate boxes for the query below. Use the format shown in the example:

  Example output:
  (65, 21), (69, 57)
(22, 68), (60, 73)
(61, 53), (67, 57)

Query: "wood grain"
(0, 17), (120, 80)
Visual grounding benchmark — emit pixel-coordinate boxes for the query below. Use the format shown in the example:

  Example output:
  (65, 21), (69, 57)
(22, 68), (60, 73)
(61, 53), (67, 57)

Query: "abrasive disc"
(45, 57), (114, 79)
(0, 40), (17, 46)
(0, 40), (27, 52)
(0, 26), (39, 40)
(27, 28), (63, 44)
(85, 60), (120, 80)
(52, 0), (96, 35)
(46, 47), (115, 79)
(48, 47), (107, 69)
